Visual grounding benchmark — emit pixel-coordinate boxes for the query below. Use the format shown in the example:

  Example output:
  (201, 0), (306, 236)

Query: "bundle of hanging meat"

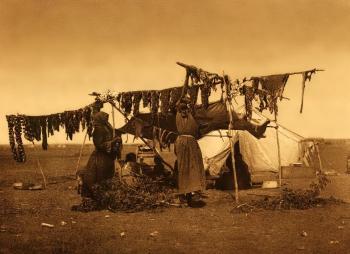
(132, 92), (142, 115)
(7, 115), (25, 162)
(6, 105), (94, 162)
(169, 87), (182, 113)
(159, 89), (171, 114)
(186, 65), (226, 109)
(120, 92), (133, 115)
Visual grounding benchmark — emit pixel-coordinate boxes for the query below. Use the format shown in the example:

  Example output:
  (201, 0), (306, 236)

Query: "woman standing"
(175, 97), (206, 206)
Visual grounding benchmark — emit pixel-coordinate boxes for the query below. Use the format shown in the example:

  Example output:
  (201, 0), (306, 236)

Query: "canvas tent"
(199, 127), (302, 181)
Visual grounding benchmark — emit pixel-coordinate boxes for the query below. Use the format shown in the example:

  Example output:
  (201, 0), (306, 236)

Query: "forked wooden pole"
(32, 143), (47, 189)
(111, 104), (116, 138)
(222, 71), (239, 203)
(274, 113), (282, 187)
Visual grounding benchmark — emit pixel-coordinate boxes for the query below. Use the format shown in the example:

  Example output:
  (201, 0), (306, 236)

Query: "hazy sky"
(1, 0), (350, 144)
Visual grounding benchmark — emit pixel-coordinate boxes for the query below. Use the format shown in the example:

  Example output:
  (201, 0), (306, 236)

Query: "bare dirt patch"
(1, 145), (349, 254)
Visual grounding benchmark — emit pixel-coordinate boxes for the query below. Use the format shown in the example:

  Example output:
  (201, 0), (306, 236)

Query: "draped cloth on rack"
(118, 101), (270, 141)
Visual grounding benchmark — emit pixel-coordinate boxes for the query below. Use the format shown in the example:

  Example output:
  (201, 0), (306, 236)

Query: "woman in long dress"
(175, 98), (206, 205)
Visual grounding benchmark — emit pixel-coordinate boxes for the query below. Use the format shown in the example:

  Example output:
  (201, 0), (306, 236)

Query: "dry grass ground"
(0, 145), (350, 254)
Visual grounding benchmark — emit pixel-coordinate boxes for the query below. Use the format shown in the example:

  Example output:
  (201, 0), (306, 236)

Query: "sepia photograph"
(0, 0), (349, 253)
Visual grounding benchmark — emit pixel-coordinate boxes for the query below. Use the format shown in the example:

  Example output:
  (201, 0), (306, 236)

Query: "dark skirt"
(80, 150), (115, 197)
(175, 136), (206, 194)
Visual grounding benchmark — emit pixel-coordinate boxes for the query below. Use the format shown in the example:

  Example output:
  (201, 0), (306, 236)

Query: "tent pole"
(229, 128), (239, 203)
(274, 113), (282, 187)
(111, 103), (116, 138)
(226, 101), (239, 203)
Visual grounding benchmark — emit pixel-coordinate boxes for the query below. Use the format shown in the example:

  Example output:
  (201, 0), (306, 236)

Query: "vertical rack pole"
(223, 71), (239, 203)
(274, 112), (282, 187)
(75, 130), (88, 175)
(228, 119), (239, 202)
(111, 104), (116, 138)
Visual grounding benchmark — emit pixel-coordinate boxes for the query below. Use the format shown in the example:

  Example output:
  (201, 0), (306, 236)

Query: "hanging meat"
(169, 87), (182, 112)
(22, 115), (35, 142)
(142, 91), (151, 108)
(132, 92), (142, 115)
(63, 111), (75, 140)
(188, 85), (199, 108)
(83, 107), (93, 138)
(243, 85), (255, 120)
(52, 114), (61, 132)
(6, 115), (27, 162)
(40, 116), (48, 150)
(160, 89), (171, 114)
(200, 84), (211, 109)
(121, 92), (133, 115)
(7, 115), (19, 162)
(150, 91), (160, 115)
(47, 115), (54, 137)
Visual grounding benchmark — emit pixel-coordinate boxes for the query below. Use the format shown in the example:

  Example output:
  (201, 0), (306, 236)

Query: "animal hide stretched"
(243, 74), (289, 119)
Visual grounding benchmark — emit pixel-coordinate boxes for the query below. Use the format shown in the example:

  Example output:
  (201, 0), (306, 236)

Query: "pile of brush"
(232, 175), (342, 213)
(78, 175), (177, 213)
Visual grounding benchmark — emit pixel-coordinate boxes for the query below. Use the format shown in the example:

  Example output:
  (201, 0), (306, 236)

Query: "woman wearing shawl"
(79, 110), (122, 198)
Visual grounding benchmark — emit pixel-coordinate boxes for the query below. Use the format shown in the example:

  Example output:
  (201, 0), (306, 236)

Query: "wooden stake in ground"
(75, 130), (88, 176)
(274, 113), (282, 187)
(227, 102), (239, 203)
(222, 71), (239, 203)
(32, 143), (47, 189)
(37, 158), (47, 189)
(222, 79), (238, 202)
(111, 103), (116, 138)
(315, 141), (323, 173)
